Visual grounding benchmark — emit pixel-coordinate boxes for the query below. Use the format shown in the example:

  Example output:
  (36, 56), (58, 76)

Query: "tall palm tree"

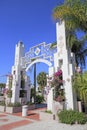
(53, 0), (87, 31)
(28, 59), (37, 104)
(53, 0), (87, 67)
(71, 39), (87, 67)
(37, 72), (47, 96)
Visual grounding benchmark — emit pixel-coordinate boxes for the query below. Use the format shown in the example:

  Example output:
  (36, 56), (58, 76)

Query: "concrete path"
(13, 120), (87, 130)
(0, 108), (87, 130)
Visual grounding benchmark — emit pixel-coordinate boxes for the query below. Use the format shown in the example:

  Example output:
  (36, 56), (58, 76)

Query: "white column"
(56, 20), (74, 110)
(11, 41), (25, 103)
(47, 88), (54, 111)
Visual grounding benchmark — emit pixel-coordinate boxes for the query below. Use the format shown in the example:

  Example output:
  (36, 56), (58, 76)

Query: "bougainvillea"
(51, 69), (65, 102)
(54, 69), (62, 77)
(51, 69), (63, 87)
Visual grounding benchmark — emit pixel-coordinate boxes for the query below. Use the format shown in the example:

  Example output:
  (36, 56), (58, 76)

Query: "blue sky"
(0, 0), (64, 83)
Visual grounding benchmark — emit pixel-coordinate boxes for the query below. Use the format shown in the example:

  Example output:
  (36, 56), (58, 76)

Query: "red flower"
(54, 69), (62, 77)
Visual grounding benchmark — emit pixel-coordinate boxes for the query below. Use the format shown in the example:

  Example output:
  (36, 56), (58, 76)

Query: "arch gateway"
(6, 21), (77, 111)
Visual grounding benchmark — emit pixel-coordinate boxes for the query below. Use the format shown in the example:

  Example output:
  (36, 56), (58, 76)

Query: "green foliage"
(0, 83), (6, 88)
(0, 101), (5, 106)
(7, 102), (21, 107)
(21, 79), (25, 89)
(58, 110), (87, 124)
(26, 101), (34, 105)
(30, 88), (34, 99)
(9, 79), (12, 89)
(50, 42), (57, 49)
(20, 90), (26, 97)
(45, 110), (52, 114)
(7, 102), (14, 107)
(53, 0), (87, 66)
(37, 72), (47, 95)
(7, 90), (12, 98)
(21, 71), (25, 89)
(37, 72), (47, 87)
(51, 70), (64, 101)
(36, 95), (44, 104)
(53, 0), (87, 31)
(13, 102), (21, 107)
(73, 72), (87, 105)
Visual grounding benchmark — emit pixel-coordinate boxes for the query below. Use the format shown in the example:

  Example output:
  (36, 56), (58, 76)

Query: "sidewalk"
(0, 108), (87, 130)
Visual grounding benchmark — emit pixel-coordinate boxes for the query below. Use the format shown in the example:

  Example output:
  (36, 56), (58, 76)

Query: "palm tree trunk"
(34, 63), (36, 104)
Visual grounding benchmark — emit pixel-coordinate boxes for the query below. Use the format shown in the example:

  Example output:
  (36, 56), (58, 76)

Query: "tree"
(28, 58), (37, 104)
(53, 0), (87, 67)
(0, 83), (6, 94)
(0, 83), (6, 88)
(53, 0), (87, 31)
(34, 63), (36, 104)
(37, 72), (47, 96)
(71, 36), (87, 67)
(73, 72), (87, 112)
(50, 69), (65, 101)
(30, 87), (34, 100)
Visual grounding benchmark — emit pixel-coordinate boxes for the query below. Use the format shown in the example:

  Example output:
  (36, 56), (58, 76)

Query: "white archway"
(7, 21), (75, 111)
(26, 58), (52, 72)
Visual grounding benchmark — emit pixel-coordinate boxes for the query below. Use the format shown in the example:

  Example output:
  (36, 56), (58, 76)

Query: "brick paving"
(0, 114), (7, 117)
(13, 110), (40, 121)
(0, 108), (87, 130)
(0, 108), (45, 130)
(0, 120), (31, 130)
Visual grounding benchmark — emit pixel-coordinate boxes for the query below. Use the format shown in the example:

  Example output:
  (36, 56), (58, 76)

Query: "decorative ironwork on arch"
(21, 42), (57, 68)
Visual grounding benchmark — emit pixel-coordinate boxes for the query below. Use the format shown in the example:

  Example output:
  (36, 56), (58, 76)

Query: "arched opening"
(25, 59), (52, 104)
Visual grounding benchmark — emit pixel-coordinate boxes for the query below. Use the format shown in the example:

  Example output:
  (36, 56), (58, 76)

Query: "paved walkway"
(0, 108), (87, 130)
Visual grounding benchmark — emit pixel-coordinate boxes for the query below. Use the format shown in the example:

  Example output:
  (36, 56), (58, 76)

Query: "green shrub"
(36, 95), (44, 104)
(7, 102), (13, 107)
(45, 110), (52, 114)
(74, 111), (87, 124)
(26, 101), (34, 105)
(0, 101), (5, 106)
(7, 90), (12, 98)
(13, 102), (21, 107)
(58, 110), (87, 124)
(7, 102), (21, 107)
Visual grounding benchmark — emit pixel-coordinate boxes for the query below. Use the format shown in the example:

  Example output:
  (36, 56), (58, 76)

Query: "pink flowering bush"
(54, 69), (62, 77)
(3, 88), (8, 94)
(51, 69), (65, 102)
(51, 69), (63, 87)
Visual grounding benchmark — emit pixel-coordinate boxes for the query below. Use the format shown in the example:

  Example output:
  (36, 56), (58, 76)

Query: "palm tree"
(0, 83), (6, 88)
(34, 63), (36, 104)
(73, 72), (87, 113)
(37, 72), (47, 96)
(53, 0), (87, 67)
(28, 58), (37, 104)
(0, 83), (6, 94)
(71, 36), (87, 67)
(53, 0), (87, 31)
